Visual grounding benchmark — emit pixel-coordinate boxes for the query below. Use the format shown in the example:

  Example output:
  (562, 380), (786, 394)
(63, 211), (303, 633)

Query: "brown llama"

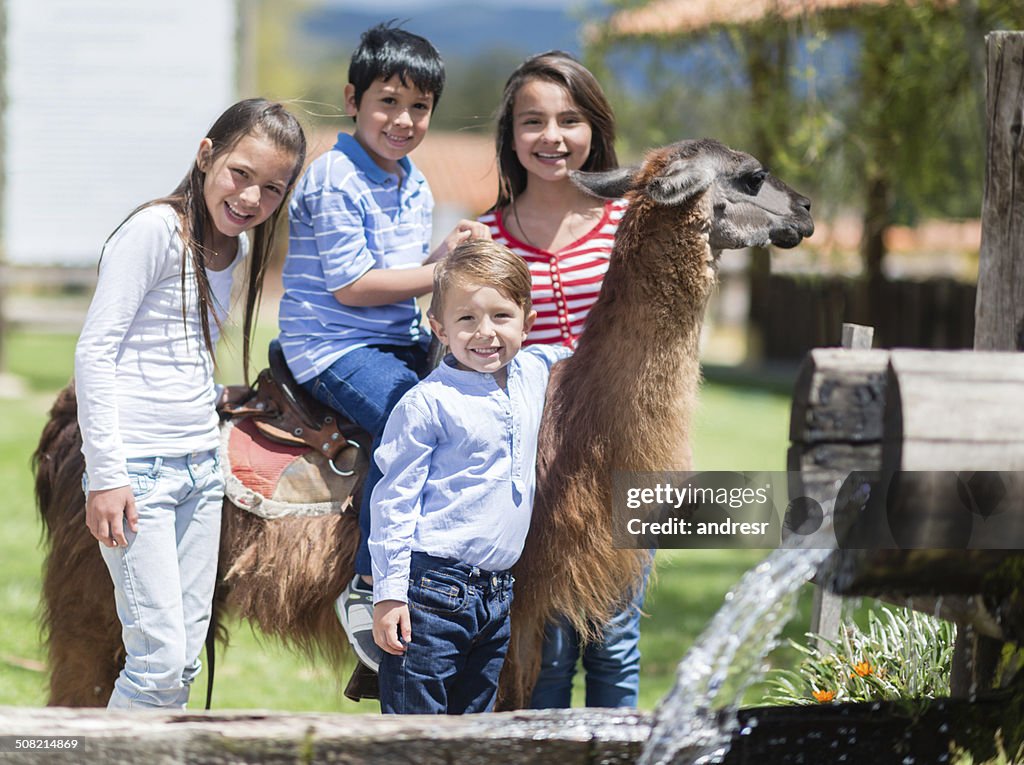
(34, 138), (813, 708)
(496, 138), (813, 707)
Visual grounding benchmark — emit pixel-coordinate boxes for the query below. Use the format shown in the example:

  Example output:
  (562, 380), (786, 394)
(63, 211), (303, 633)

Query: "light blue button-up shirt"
(278, 132), (433, 383)
(369, 345), (571, 604)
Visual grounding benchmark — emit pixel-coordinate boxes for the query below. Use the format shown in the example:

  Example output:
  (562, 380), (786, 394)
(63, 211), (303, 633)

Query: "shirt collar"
(438, 354), (519, 390)
(334, 132), (425, 189)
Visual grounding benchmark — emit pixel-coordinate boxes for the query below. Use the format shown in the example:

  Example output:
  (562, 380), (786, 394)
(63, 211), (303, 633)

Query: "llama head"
(572, 138), (814, 252)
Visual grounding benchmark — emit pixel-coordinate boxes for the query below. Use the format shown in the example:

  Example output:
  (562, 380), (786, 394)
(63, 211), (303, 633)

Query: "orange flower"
(812, 689), (835, 703)
(852, 660), (873, 677)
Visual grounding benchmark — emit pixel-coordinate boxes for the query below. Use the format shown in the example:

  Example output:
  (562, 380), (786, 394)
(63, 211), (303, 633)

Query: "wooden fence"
(754, 275), (976, 360)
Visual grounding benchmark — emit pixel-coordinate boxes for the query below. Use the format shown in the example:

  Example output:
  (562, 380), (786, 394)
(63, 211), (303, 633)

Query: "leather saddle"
(222, 340), (370, 477)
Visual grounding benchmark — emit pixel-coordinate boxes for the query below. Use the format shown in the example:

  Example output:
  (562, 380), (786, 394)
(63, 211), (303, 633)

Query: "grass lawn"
(0, 327), (813, 712)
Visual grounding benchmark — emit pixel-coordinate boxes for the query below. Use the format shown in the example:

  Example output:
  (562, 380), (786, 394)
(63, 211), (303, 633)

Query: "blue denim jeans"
(301, 342), (431, 576)
(379, 553), (514, 714)
(529, 566), (649, 709)
(89, 449), (223, 710)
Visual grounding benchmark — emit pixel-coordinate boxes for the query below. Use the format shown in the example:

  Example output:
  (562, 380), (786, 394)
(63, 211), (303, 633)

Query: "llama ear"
(646, 157), (715, 206)
(570, 166), (638, 199)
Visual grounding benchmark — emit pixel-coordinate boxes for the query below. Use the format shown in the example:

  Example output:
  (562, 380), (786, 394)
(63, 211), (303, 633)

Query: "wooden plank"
(883, 352), (1024, 469)
(841, 322), (874, 350)
(789, 349), (890, 443)
(0, 707), (649, 765)
(888, 349), (1024, 381)
(975, 31), (1024, 352)
(826, 549), (1020, 596)
(893, 441), (1024, 471)
(787, 443), (883, 507)
(889, 379), (1024, 442)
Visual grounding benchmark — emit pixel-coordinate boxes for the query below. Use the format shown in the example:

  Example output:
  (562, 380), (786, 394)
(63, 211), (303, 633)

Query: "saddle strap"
(220, 369), (368, 469)
(252, 369), (366, 461)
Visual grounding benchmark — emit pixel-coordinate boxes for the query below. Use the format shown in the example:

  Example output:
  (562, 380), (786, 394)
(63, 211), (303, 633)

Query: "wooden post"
(808, 322), (874, 648)
(975, 32), (1024, 352)
(841, 323), (874, 350)
(950, 30), (1024, 697)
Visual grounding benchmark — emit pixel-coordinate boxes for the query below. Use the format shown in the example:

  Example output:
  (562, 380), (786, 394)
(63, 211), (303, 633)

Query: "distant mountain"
(301, 3), (584, 60)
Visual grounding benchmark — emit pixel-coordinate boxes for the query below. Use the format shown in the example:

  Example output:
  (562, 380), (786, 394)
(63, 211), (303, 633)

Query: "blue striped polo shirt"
(278, 132), (434, 383)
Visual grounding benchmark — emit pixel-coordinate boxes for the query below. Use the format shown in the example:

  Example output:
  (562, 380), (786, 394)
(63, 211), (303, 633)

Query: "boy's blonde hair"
(431, 239), (533, 316)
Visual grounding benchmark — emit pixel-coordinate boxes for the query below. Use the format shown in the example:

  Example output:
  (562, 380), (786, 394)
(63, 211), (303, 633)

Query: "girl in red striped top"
(479, 51), (647, 709)
(478, 51), (627, 348)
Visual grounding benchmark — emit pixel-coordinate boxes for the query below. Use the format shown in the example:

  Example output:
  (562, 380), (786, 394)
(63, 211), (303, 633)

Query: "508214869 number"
(1, 737), (80, 751)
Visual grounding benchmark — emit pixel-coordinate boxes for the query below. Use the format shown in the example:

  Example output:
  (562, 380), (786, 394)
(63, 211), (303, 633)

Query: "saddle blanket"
(220, 416), (362, 519)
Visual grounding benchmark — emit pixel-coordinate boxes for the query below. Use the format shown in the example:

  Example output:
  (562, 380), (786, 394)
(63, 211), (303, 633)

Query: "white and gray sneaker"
(335, 575), (383, 672)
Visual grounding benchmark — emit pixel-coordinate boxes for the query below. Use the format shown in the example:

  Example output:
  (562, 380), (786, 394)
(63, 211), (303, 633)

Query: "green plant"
(764, 605), (956, 706)
(951, 730), (1024, 765)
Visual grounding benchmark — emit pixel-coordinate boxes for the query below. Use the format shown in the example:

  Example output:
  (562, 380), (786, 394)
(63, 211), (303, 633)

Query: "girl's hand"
(425, 220), (492, 264)
(85, 486), (139, 548)
(373, 600), (411, 655)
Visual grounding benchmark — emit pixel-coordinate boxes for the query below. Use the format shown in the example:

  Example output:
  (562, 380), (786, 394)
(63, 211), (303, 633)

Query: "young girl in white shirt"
(74, 98), (306, 710)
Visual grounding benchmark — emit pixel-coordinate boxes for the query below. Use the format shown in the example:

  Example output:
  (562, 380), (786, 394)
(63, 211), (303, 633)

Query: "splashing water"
(640, 524), (837, 765)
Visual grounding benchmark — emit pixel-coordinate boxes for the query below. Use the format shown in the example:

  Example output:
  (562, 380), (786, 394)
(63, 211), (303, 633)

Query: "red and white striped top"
(478, 198), (628, 347)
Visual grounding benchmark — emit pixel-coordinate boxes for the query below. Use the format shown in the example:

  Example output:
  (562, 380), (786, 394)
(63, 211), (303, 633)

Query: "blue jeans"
(529, 567), (649, 709)
(89, 450), (223, 710)
(379, 553), (514, 714)
(301, 342), (430, 575)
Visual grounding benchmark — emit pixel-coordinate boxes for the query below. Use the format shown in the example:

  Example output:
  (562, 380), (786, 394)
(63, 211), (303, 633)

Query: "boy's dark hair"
(348, 22), (445, 109)
(431, 240), (532, 318)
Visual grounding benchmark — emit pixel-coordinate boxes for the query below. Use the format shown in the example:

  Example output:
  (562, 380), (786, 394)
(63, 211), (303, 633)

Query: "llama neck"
(578, 198), (713, 364)
(559, 200), (714, 472)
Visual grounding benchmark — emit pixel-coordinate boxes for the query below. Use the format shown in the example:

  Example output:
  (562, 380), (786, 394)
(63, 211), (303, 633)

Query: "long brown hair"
(493, 51), (617, 211)
(108, 98), (306, 382)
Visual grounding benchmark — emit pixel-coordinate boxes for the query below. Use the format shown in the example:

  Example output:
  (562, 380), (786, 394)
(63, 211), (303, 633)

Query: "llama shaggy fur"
(499, 139), (813, 707)
(34, 138), (813, 709)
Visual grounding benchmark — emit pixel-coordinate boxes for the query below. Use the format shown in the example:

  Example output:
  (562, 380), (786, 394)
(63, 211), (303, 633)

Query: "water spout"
(641, 522), (837, 765)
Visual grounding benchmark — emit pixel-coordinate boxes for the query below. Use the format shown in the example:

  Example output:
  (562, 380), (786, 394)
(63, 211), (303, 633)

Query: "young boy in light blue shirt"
(369, 240), (569, 714)
(277, 22), (485, 670)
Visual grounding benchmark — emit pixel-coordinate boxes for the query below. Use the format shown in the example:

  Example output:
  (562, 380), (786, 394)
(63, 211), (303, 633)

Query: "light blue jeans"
(90, 449), (223, 710)
(530, 568), (649, 709)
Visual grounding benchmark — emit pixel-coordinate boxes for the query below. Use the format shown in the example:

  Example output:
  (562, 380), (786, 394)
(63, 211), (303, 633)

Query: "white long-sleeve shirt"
(75, 204), (245, 490)
(368, 345), (570, 604)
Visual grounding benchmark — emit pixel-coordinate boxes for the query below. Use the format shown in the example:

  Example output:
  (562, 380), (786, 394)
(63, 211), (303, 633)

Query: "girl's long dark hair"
(108, 98), (306, 383)
(493, 51), (618, 211)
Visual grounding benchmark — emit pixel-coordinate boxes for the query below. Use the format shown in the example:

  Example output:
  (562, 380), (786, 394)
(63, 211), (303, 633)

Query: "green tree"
(590, 0), (1024, 342)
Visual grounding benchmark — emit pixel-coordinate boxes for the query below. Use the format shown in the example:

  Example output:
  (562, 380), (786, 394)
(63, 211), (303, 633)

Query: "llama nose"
(797, 194), (811, 212)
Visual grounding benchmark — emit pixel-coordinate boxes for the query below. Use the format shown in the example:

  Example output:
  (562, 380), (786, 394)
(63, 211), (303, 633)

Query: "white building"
(3, 0), (238, 265)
